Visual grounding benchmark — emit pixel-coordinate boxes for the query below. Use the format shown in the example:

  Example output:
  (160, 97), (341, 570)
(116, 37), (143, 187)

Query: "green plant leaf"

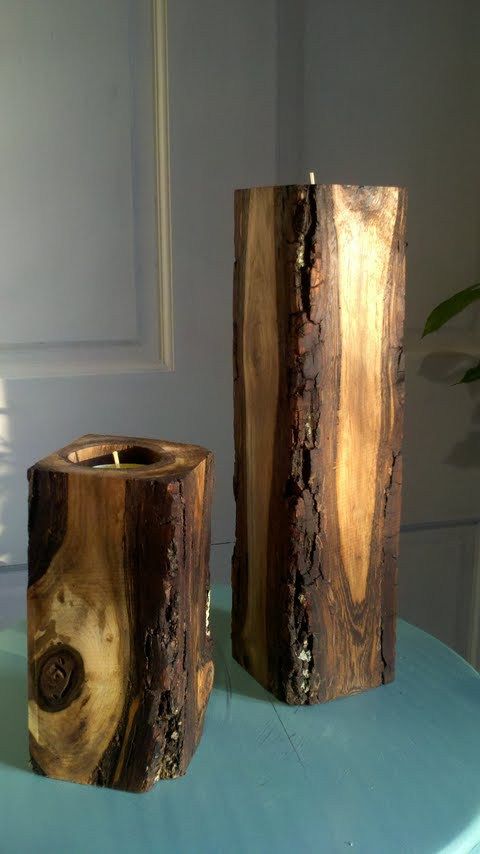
(457, 360), (480, 384)
(422, 283), (480, 337)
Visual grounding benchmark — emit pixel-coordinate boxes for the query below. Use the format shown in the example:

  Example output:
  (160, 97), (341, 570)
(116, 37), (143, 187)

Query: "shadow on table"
(0, 653), (29, 773)
(210, 605), (276, 703)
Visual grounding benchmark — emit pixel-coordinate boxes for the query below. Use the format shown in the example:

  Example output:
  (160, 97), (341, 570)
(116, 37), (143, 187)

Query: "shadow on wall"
(418, 350), (480, 468)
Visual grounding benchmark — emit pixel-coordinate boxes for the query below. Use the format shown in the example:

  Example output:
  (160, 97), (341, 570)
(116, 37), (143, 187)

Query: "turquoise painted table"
(1, 585), (479, 854)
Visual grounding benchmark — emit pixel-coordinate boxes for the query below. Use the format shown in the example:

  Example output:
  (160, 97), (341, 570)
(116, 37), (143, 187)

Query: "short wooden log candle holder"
(232, 183), (406, 704)
(27, 434), (214, 792)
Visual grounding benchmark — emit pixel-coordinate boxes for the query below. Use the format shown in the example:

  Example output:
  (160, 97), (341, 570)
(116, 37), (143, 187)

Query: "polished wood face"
(333, 185), (402, 605)
(232, 185), (406, 705)
(28, 434), (214, 792)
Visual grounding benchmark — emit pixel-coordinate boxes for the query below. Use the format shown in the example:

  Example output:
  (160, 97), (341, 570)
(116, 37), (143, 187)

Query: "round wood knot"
(35, 644), (84, 712)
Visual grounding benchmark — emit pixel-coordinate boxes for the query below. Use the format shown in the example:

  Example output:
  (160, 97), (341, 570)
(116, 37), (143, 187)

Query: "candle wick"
(113, 450), (120, 468)
(309, 171), (316, 185)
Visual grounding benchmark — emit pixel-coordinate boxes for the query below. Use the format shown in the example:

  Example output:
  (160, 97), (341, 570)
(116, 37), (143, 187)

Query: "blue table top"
(1, 584), (479, 854)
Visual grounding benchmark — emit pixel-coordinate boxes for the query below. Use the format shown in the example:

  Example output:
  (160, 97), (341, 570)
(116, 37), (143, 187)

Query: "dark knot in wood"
(35, 644), (84, 712)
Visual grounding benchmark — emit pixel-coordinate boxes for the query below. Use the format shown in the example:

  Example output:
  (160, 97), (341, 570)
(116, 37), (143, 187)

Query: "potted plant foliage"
(423, 284), (480, 383)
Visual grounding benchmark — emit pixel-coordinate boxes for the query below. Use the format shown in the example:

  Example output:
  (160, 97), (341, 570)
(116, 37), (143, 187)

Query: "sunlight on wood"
(333, 185), (400, 602)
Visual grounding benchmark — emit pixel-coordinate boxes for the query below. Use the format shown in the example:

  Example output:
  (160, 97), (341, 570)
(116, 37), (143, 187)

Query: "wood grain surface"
(232, 184), (406, 704)
(27, 434), (214, 792)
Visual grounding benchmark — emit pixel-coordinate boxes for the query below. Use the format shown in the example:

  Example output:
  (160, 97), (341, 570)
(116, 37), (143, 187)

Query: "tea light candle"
(94, 450), (144, 470)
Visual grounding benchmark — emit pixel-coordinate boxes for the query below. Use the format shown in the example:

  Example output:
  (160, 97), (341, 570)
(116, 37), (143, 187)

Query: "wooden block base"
(27, 434), (214, 792)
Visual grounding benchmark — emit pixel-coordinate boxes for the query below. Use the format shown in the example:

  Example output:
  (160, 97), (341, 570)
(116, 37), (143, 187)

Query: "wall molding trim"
(399, 521), (480, 670)
(468, 523), (480, 669)
(0, 0), (173, 380)
(152, 0), (174, 372)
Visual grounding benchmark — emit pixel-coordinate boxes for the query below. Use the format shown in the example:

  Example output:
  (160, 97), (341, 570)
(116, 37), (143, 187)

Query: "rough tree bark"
(232, 184), (406, 704)
(28, 434), (214, 792)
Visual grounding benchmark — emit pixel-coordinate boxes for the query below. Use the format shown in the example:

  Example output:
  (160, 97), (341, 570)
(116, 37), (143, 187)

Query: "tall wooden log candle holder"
(27, 434), (214, 792)
(232, 183), (406, 704)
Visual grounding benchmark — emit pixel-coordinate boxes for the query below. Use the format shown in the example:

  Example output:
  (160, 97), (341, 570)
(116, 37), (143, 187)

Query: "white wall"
(0, 0), (137, 346)
(0, 0), (277, 577)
